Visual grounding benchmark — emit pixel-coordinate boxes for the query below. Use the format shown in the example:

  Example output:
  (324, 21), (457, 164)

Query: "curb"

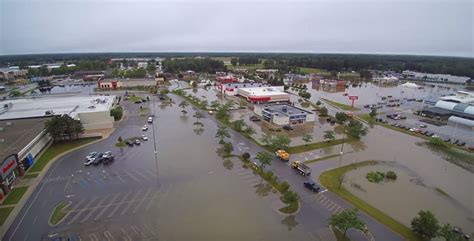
(48, 201), (72, 227)
(276, 200), (301, 216)
(0, 136), (106, 239)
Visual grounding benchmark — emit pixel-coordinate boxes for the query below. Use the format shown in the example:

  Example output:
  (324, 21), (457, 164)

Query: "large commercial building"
(0, 95), (117, 130)
(97, 79), (157, 90)
(0, 118), (52, 199)
(254, 104), (315, 126)
(0, 67), (27, 81)
(402, 71), (471, 84)
(216, 82), (270, 96)
(238, 86), (290, 103)
(422, 91), (474, 130)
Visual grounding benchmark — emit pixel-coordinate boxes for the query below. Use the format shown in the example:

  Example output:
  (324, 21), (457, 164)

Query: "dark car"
(134, 100), (142, 104)
(457, 142), (466, 146)
(443, 138), (451, 142)
(249, 116), (260, 122)
(126, 140), (134, 147)
(93, 153), (104, 165)
(283, 125), (294, 131)
(304, 181), (321, 193)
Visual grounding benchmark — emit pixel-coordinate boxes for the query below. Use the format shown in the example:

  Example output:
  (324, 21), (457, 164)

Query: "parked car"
(142, 125), (148, 131)
(457, 142), (466, 146)
(134, 100), (142, 104)
(468, 146), (474, 151)
(283, 125), (294, 131)
(141, 135), (148, 141)
(86, 152), (98, 160)
(126, 140), (134, 146)
(249, 116), (260, 122)
(304, 181), (321, 192)
(134, 139), (141, 145)
(443, 138), (451, 142)
(419, 124), (427, 128)
(84, 159), (95, 166)
(147, 117), (153, 123)
(208, 110), (214, 115)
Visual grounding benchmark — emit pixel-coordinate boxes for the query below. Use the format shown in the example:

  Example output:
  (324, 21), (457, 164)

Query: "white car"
(141, 135), (148, 141)
(142, 125), (148, 131)
(86, 152), (97, 160)
(84, 159), (95, 166)
(148, 117), (153, 123)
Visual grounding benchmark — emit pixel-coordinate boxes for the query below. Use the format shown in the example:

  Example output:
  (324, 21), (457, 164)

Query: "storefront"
(1, 154), (21, 195)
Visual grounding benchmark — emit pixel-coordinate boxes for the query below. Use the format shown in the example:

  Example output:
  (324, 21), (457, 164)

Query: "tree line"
(162, 58), (226, 73)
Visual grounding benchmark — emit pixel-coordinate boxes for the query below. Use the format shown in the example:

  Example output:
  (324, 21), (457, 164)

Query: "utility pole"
(338, 126), (346, 189)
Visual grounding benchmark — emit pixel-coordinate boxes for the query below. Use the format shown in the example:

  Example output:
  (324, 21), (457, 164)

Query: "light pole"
(151, 93), (159, 184)
(338, 126), (346, 188)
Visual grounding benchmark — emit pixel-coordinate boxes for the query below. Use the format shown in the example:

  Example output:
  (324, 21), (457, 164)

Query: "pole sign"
(1, 154), (18, 181)
(348, 96), (358, 108)
(349, 96), (358, 100)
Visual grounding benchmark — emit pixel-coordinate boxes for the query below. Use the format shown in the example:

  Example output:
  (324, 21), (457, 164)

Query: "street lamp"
(151, 94), (159, 184)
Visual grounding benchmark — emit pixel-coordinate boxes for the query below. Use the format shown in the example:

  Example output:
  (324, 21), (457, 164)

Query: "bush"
(279, 181), (290, 193)
(264, 171), (274, 181)
(366, 171), (385, 183)
(386, 171), (397, 180)
(118, 136), (123, 143)
(242, 152), (251, 160)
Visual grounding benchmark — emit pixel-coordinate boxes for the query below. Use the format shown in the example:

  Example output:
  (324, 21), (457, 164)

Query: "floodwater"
(335, 125), (474, 234)
(131, 96), (312, 240)
(344, 162), (474, 234)
(303, 82), (459, 107)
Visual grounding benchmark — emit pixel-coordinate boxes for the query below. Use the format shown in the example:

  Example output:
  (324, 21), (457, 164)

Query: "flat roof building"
(254, 104), (315, 126)
(0, 95), (116, 130)
(238, 86), (290, 103)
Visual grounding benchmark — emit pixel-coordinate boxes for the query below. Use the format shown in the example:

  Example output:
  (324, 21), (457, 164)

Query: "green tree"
(256, 151), (273, 172)
(239, 99), (247, 109)
(215, 125), (230, 145)
(302, 133), (313, 146)
(233, 119), (246, 132)
(243, 126), (256, 136)
(282, 190), (299, 204)
(429, 137), (447, 148)
(193, 111), (204, 125)
(335, 112), (349, 123)
(329, 209), (367, 238)
(242, 152), (251, 160)
(411, 210), (440, 241)
(222, 142), (234, 158)
(270, 135), (291, 151)
(146, 64), (156, 73)
(179, 101), (189, 116)
(215, 104), (230, 120)
(110, 106), (123, 121)
(346, 120), (368, 139)
(230, 58), (238, 66)
(260, 133), (273, 147)
(369, 108), (377, 118)
(438, 223), (460, 241)
(44, 115), (84, 141)
(323, 130), (336, 142)
(319, 107), (328, 116)
(316, 100), (322, 106)
(8, 90), (22, 97)
(210, 100), (220, 110)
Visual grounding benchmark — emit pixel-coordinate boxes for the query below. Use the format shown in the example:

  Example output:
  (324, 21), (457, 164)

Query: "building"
(0, 68), (28, 81)
(238, 86), (290, 103)
(0, 95), (117, 130)
(402, 71), (471, 84)
(254, 104), (315, 126)
(97, 79), (157, 90)
(0, 118), (52, 199)
(422, 91), (474, 123)
(216, 82), (270, 96)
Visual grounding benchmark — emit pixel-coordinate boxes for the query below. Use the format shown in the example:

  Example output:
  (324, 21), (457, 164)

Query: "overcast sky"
(0, 0), (472, 57)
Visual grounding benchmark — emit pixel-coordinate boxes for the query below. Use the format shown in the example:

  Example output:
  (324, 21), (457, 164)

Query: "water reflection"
(348, 141), (367, 152)
(254, 183), (272, 197)
(193, 127), (205, 136)
(223, 159), (234, 170)
(281, 215), (299, 231)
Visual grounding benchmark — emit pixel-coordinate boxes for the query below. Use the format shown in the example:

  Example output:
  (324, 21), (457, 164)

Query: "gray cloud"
(0, 0), (472, 57)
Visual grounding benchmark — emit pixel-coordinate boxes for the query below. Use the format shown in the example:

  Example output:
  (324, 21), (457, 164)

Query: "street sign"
(349, 96), (358, 100)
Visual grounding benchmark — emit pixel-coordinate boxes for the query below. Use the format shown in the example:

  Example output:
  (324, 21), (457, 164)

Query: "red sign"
(349, 96), (358, 100)
(2, 161), (15, 174)
(1, 154), (18, 180)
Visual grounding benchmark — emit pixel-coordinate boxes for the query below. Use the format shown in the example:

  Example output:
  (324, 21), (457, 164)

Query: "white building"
(254, 104), (315, 126)
(402, 71), (471, 84)
(237, 86), (290, 103)
(0, 95), (117, 130)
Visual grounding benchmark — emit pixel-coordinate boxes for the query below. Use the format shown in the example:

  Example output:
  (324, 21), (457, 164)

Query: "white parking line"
(132, 189), (153, 214)
(103, 231), (114, 241)
(94, 193), (121, 220)
(120, 228), (132, 241)
(107, 191), (132, 218)
(68, 197), (98, 225)
(120, 190), (143, 215)
(80, 195), (112, 223)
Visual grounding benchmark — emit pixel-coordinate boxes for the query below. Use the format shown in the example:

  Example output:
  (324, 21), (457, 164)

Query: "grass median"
(49, 201), (70, 226)
(320, 161), (418, 241)
(288, 138), (355, 154)
(0, 186), (28, 206)
(322, 98), (360, 111)
(29, 137), (100, 173)
(0, 207), (14, 225)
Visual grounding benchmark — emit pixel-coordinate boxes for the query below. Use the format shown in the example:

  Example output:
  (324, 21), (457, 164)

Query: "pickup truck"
(290, 161), (311, 176)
